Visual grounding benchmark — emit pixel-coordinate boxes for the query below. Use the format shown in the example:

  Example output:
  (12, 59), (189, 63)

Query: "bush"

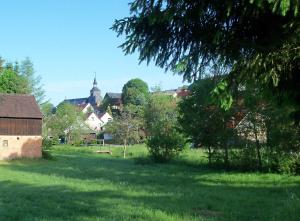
(42, 138), (53, 149)
(276, 153), (300, 175)
(73, 140), (84, 147)
(147, 129), (186, 162)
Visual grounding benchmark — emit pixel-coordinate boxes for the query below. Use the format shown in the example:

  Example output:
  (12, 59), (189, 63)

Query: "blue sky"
(0, 0), (184, 105)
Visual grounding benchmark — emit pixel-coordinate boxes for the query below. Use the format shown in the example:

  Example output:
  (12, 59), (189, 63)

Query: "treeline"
(41, 102), (90, 146)
(107, 77), (299, 174)
(106, 78), (186, 160)
(0, 57), (45, 103)
(179, 78), (300, 174)
(111, 0), (300, 174)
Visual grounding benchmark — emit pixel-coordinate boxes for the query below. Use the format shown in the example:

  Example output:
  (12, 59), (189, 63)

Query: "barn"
(0, 94), (43, 160)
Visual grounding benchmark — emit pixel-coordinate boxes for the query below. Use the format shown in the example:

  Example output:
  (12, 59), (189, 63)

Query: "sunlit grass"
(0, 145), (299, 221)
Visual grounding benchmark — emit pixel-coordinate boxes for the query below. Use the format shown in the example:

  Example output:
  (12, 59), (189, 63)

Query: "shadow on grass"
(0, 180), (173, 221)
(1, 152), (300, 221)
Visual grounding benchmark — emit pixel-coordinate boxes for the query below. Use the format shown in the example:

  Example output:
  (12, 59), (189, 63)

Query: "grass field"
(0, 145), (299, 221)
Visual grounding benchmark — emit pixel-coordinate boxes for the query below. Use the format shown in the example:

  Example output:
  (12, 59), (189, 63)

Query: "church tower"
(88, 75), (102, 106)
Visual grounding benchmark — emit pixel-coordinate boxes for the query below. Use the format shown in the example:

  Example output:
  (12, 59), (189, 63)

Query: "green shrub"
(295, 156), (300, 174)
(42, 138), (53, 149)
(90, 140), (98, 145)
(147, 129), (186, 163)
(73, 140), (84, 147)
(277, 153), (299, 174)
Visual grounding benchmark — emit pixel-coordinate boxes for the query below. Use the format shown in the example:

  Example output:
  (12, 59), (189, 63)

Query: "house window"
(2, 140), (8, 147)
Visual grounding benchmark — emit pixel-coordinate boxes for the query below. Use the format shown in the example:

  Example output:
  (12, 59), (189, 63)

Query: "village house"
(226, 108), (267, 144)
(102, 92), (122, 110)
(85, 112), (112, 132)
(234, 113), (267, 143)
(157, 87), (190, 98)
(0, 94), (42, 160)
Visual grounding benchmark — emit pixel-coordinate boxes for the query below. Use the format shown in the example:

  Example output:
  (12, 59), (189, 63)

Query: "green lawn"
(0, 145), (299, 221)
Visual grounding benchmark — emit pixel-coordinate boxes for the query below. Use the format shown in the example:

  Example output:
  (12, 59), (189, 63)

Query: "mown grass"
(0, 144), (299, 221)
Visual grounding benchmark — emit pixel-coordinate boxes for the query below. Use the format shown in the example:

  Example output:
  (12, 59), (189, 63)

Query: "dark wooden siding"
(0, 118), (42, 136)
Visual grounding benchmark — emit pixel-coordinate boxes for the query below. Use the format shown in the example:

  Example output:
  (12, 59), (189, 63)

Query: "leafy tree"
(106, 105), (113, 116)
(144, 93), (186, 162)
(0, 57), (4, 72)
(41, 102), (55, 138)
(262, 91), (300, 173)
(122, 78), (149, 106)
(0, 69), (29, 94)
(144, 93), (177, 133)
(113, 0), (300, 117)
(47, 103), (88, 144)
(179, 78), (299, 172)
(0, 57), (45, 103)
(41, 102), (55, 117)
(178, 78), (234, 165)
(105, 105), (141, 158)
(20, 57), (46, 103)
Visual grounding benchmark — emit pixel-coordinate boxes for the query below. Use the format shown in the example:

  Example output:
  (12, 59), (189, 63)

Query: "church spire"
(89, 72), (102, 106)
(93, 72), (97, 87)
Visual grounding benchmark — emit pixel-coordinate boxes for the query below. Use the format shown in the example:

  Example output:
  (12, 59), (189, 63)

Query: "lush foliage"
(105, 105), (142, 158)
(45, 103), (89, 145)
(145, 94), (186, 162)
(147, 129), (186, 162)
(20, 57), (46, 103)
(0, 68), (29, 94)
(113, 0), (300, 119)
(179, 78), (300, 173)
(0, 57), (45, 103)
(0, 145), (299, 221)
(178, 78), (234, 166)
(122, 78), (149, 105)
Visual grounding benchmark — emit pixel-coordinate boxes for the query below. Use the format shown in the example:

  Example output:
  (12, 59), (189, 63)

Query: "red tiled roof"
(0, 94), (42, 119)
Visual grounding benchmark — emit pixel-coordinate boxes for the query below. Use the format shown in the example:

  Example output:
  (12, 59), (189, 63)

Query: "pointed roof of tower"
(90, 72), (100, 93)
(93, 72), (97, 87)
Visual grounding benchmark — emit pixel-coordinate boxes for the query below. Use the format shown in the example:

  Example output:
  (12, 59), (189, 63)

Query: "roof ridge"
(0, 93), (33, 97)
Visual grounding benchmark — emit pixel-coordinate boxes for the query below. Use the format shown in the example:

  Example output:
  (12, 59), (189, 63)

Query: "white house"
(235, 113), (267, 143)
(98, 112), (113, 127)
(84, 110), (112, 132)
(85, 112), (103, 132)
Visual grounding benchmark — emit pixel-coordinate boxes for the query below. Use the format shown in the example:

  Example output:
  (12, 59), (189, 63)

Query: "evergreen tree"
(113, 0), (300, 118)
(20, 57), (45, 103)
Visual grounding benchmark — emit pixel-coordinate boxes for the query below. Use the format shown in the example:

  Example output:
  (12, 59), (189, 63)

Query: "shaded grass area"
(0, 145), (299, 221)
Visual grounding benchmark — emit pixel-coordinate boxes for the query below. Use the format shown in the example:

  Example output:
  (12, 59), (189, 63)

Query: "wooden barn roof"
(0, 94), (42, 119)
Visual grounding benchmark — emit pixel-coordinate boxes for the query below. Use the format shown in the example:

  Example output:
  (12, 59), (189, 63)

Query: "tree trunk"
(253, 120), (262, 170)
(208, 146), (212, 164)
(67, 132), (71, 144)
(123, 139), (127, 158)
